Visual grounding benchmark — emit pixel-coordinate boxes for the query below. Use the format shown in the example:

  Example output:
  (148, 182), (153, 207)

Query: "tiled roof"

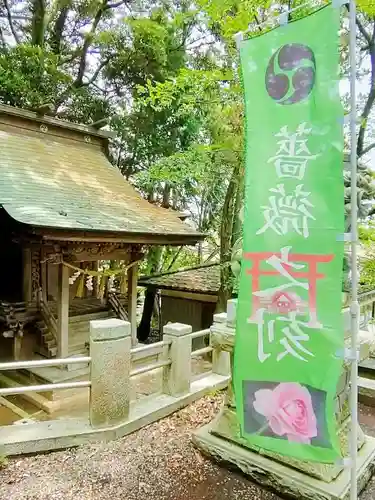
(0, 105), (202, 242)
(139, 264), (221, 294)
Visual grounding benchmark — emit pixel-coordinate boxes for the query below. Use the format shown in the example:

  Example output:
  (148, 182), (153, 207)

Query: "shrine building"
(0, 104), (202, 367)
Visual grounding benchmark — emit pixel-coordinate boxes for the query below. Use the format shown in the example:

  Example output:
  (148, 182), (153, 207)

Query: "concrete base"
(0, 373), (229, 455)
(359, 376), (375, 407)
(193, 423), (375, 500)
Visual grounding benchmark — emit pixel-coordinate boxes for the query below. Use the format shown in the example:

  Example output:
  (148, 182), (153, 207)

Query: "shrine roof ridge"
(0, 103), (114, 140)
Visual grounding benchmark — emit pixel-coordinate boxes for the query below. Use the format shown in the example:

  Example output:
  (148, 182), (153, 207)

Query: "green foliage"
(360, 246), (375, 289)
(358, 0), (375, 15)
(134, 146), (228, 231)
(0, 44), (70, 108)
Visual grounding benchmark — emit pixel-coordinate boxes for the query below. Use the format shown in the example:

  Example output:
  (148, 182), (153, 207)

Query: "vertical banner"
(234, 5), (344, 463)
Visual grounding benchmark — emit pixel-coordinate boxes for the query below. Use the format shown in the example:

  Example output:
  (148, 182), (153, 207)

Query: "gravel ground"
(0, 395), (375, 500)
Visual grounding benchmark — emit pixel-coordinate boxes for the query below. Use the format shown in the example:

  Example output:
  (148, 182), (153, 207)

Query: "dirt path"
(0, 396), (374, 500)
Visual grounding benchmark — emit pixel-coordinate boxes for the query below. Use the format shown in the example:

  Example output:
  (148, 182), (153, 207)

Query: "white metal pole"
(349, 0), (358, 498)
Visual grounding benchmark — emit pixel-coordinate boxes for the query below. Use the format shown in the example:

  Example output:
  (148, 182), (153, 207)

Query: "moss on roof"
(139, 264), (221, 294)
(0, 105), (202, 242)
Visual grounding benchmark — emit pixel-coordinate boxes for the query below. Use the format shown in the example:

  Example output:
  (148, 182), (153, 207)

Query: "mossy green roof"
(0, 105), (202, 243)
(139, 263), (220, 294)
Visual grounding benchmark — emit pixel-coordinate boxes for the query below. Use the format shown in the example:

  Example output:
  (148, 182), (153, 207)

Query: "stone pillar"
(212, 342), (231, 376)
(226, 299), (237, 327)
(89, 318), (131, 427)
(127, 263), (138, 346)
(163, 322), (192, 397)
(57, 263), (69, 359)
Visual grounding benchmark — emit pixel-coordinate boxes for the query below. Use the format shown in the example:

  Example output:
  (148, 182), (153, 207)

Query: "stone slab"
(192, 423), (375, 500)
(359, 376), (375, 407)
(163, 323), (192, 336)
(90, 318), (130, 341)
(359, 358), (375, 373)
(26, 363), (89, 384)
(0, 373), (229, 455)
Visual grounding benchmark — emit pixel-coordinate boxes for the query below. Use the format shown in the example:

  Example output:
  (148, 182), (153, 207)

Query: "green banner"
(234, 5), (344, 463)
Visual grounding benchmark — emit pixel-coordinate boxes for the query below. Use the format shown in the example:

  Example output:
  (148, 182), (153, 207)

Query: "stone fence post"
(211, 300), (235, 376)
(89, 318), (131, 427)
(162, 322), (192, 397)
(212, 341), (231, 376)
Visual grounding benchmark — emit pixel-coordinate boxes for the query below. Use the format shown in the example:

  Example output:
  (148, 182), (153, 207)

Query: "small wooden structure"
(139, 263), (221, 332)
(0, 104), (202, 364)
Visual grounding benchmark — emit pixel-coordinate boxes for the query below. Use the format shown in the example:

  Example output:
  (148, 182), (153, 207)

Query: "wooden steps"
(36, 310), (114, 359)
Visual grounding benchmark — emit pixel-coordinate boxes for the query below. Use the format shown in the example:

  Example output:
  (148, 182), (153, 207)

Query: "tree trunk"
(217, 162), (241, 312)
(138, 183), (172, 341)
(137, 246), (163, 341)
(31, 0), (46, 46)
(137, 288), (156, 342)
(50, 3), (70, 53)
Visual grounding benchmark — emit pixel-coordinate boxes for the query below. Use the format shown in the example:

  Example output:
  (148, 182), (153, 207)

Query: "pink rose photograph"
(243, 380), (330, 448)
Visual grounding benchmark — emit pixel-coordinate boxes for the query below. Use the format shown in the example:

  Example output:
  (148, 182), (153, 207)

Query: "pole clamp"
(335, 347), (360, 361)
(335, 457), (352, 467)
(336, 233), (355, 242)
(350, 302), (360, 316)
(344, 347), (360, 362)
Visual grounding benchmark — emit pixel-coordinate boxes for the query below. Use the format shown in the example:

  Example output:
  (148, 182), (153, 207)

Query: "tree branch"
(82, 56), (113, 86)
(0, 25), (6, 48)
(51, 2), (70, 54)
(31, 0), (46, 46)
(360, 142), (375, 157)
(253, 14), (262, 32)
(74, 3), (106, 87)
(106, 0), (127, 8)
(2, 0), (20, 43)
(357, 43), (375, 157)
(357, 15), (372, 45)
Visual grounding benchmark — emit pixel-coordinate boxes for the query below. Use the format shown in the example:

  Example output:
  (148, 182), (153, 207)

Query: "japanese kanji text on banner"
(234, 5), (344, 463)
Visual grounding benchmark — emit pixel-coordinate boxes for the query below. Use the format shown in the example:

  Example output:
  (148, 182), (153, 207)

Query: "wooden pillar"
(22, 248), (32, 302)
(13, 328), (23, 361)
(57, 263), (69, 358)
(40, 248), (47, 303)
(127, 263), (138, 346)
(92, 261), (99, 298)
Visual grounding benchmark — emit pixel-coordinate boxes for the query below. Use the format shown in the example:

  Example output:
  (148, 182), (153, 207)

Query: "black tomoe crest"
(265, 44), (316, 105)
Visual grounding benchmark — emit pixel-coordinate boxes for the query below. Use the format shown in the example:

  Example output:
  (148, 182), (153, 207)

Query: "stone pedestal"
(90, 318), (131, 427)
(193, 303), (375, 500)
(162, 322), (192, 397)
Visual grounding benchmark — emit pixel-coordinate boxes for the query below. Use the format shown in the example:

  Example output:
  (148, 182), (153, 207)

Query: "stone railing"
(0, 319), (230, 455)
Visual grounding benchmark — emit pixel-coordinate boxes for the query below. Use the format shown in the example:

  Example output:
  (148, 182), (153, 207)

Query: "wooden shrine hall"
(0, 104), (202, 364)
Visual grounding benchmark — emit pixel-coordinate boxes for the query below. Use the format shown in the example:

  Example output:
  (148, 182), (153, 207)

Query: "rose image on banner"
(243, 381), (330, 449)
